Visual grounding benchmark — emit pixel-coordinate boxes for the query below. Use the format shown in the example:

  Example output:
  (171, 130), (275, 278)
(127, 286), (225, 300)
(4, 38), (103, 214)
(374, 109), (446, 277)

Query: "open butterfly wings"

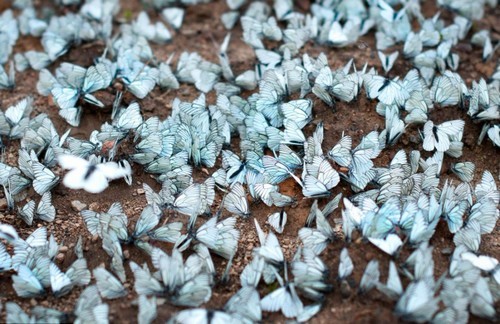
(58, 154), (132, 193)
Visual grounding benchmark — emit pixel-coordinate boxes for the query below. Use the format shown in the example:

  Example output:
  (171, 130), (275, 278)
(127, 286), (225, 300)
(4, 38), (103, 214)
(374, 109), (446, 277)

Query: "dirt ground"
(0, 0), (499, 323)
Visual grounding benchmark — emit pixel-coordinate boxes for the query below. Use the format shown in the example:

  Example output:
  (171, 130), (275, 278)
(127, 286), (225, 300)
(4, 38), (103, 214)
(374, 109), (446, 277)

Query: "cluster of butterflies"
(0, 0), (499, 322)
(0, 96), (132, 221)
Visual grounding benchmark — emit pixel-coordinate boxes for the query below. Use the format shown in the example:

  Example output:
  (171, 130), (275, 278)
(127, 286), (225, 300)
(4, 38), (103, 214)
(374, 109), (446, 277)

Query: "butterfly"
(161, 7), (184, 30)
(168, 309), (240, 323)
(268, 209), (287, 234)
(2, 97), (33, 139)
(260, 266), (304, 318)
(73, 285), (110, 323)
(224, 183), (250, 217)
(17, 192), (56, 225)
(130, 248), (213, 307)
(431, 71), (467, 107)
(395, 280), (439, 322)
(58, 154), (132, 193)
(0, 61), (15, 90)
(176, 215), (240, 260)
(298, 208), (335, 255)
(93, 267), (127, 299)
(450, 161), (475, 183)
(224, 286), (262, 322)
(422, 119), (465, 152)
(291, 247), (332, 301)
(0, 223), (18, 243)
(132, 11), (172, 44)
(359, 260), (380, 294)
(338, 248), (354, 280)
(453, 219), (481, 252)
(363, 74), (409, 106)
(138, 294), (157, 324)
(378, 51), (399, 74)
(376, 261), (403, 300)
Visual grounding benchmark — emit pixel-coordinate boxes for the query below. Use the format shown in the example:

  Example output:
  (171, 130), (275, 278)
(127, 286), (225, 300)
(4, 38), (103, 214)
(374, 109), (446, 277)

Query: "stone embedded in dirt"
(136, 188), (145, 195)
(441, 247), (453, 255)
(0, 198), (7, 209)
(340, 280), (352, 298)
(56, 253), (65, 261)
(71, 200), (87, 212)
(59, 246), (69, 253)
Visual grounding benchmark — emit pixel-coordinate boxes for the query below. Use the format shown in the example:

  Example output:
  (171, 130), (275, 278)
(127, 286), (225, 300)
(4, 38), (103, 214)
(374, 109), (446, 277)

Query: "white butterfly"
(18, 191), (56, 225)
(58, 154), (132, 193)
(267, 209), (287, 234)
(378, 51), (399, 73)
(368, 233), (403, 256)
(395, 280), (439, 322)
(359, 260), (380, 293)
(93, 267), (127, 299)
(376, 261), (403, 300)
(224, 183), (250, 217)
(422, 119), (465, 152)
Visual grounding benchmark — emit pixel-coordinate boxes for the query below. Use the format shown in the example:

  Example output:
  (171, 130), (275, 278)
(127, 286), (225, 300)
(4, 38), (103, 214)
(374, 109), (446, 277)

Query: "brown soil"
(0, 0), (499, 323)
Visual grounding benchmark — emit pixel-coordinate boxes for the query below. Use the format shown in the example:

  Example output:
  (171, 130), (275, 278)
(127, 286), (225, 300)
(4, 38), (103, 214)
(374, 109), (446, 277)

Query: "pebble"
(89, 202), (99, 210)
(92, 234), (99, 242)
(441, 247), (453, 255)
(137, 188), (145, 195)
(56, 253), (65, 261)
(0, 198), (7, 209)
(71, 200), (87, 212)
(30, 298), (38, 307)
(123, 250), (130, 259)
(59, 246), (69, 253)
(340, 280), (352, 298)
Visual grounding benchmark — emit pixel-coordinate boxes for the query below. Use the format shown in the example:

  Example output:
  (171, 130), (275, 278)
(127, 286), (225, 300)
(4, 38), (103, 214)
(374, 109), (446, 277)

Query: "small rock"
(92, 234), (99, 242)
(340, 280), (352, 298)
(113, 82), (124, 91)
(30, 298), (38, 307)
(441, 247), (453, 255)
(123, 250), (130, 259)
(89, 202), (99, 210)
(56, 253), (65, 261)
(0, 198), (7, 209)
(409, 135), (420, 144)
(59, 246), (69, 253)
(71, 200), (87, 212)
(136, 188), (145, 195)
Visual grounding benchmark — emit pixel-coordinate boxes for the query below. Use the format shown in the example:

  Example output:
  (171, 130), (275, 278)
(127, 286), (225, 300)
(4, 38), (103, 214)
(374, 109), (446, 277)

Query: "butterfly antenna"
(130, 58), (153, 84)
(214, 193), (227, 221)
(187, 214), (198, 231)
(220, 254), (234, 284)
(0, 139), (5, 163)
(208, 33), (221, 53)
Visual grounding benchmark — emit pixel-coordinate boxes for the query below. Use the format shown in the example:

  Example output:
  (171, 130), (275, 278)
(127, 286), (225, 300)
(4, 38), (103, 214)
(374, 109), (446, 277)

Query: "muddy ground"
(0, 0), (499, 323)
